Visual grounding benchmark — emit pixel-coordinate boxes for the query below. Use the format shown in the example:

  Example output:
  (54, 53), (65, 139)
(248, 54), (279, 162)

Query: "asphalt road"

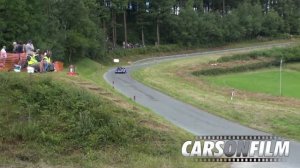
(104, 43), (300, 168)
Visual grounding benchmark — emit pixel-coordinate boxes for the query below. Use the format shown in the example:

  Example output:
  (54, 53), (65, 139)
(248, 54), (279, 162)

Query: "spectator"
(0, 46), (7, 66)
(43, 51), (54, 71)
(16, 41), (24, 65)
(35, 49), (41, 61)
(12, 42), (17, 52)
(36, 49), (46, 72)
(123, 41), (126, 48)
(27, 53), (43, 73)
(25, 40), (34, 57)
(16, 41), (24, 53)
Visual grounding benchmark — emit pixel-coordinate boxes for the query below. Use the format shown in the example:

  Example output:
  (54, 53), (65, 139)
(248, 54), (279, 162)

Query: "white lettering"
(182, 141), (192, 156)
(215, 141), (224, 157)
(191, 141), (202, 156)
(203, 141), (214, 157)
(274, 141), (289, 157)
(250, 141), (259, 157)
(265, 141), (273, 157)
(258, 141), (265, 157)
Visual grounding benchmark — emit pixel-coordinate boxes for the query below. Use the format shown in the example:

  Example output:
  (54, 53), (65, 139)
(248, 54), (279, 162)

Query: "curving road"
(104, 43), (300, 168)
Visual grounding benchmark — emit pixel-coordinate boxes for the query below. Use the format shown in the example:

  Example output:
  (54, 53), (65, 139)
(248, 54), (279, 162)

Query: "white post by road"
(280, 58), (283, 96)
(231, 89), (235, 101)
(113, 59), (120, 88)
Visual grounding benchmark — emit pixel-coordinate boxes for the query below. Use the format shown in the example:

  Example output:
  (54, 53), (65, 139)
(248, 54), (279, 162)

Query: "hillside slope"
(0, 72), (219, 168)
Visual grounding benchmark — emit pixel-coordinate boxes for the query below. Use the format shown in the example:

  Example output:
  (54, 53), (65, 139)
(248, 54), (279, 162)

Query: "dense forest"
(0, 0), (299, 62)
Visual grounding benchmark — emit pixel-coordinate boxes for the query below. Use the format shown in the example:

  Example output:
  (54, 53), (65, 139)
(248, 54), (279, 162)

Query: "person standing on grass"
(0, 46), (7, 67)
(16, 41), (24, 65)
(25, 40), (34, 57)
(13, 42), (17, 52)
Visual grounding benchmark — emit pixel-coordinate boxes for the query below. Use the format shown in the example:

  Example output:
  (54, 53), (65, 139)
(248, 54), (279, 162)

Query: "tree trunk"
(68, 50), (72, 64)
(141, 25), (145, 47)
(267, 0), (270, 13)
(114, 23), (117, 48)
(124, 10), (128, 48)
(207, 0), (210, 12)
(112, 11), (117, 48)
(102, 20), (106, 34)
(156, 18), (160, 46)
(111, 11), (114, 48)
(222, 0), (225, 16)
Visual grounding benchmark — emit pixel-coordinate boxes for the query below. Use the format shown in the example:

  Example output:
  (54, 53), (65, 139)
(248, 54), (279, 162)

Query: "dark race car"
(115, 67), (127, 74)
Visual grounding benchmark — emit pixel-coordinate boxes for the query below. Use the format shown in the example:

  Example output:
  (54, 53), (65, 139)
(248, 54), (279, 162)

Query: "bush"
(193, 45), (300, 76)
(107, 44), (181, 59)
(193, 61), (278, 76)
(217, 45), (300, 63)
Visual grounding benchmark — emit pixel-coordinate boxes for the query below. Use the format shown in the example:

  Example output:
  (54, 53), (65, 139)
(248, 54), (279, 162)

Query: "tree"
(176, 0), (200, 46)
(107, 0), (128, 48)
(135, 0), (152, 46)
(0, 0), (299, 60)
(54, 0), (105, 62)
(235, 1), (264, 38)
(193, 0), (204, 14)
(261, 10), (284, 36)
(198, 12), (224, 44)
(150, 0), (176, 46)
(0, 0), (31, 47)
(223, 12), (245, 41)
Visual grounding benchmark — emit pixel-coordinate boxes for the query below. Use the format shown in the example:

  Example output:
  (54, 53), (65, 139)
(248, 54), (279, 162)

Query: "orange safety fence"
(0, 53), (26, 71)
(54, 61), (64, 72)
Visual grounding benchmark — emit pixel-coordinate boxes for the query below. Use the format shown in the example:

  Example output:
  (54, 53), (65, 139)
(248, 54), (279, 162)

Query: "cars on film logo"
(182, 136), (289, 162)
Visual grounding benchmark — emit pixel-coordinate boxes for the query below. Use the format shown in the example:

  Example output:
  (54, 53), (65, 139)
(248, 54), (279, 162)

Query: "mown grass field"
(132, 46), (300, 141)
(208, 68), (300, 99)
